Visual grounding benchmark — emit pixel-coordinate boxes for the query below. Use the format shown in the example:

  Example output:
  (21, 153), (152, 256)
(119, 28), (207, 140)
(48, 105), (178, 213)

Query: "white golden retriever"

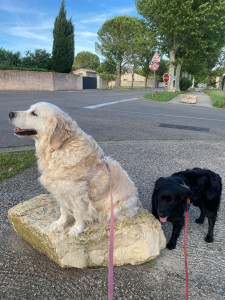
(9, 102), (141, 236)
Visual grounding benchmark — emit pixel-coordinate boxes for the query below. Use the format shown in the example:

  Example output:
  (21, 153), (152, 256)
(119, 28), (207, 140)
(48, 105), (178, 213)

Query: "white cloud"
(7, 26), (51, 42)
(76, 31), (97, 37)
(0, 3), (28, 14)
(80, 15), (108, 24)
(77, 6), (136, 25)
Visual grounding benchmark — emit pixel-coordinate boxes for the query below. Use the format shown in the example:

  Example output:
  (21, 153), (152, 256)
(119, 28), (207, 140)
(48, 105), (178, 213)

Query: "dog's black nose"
(9, 112), (15, 119)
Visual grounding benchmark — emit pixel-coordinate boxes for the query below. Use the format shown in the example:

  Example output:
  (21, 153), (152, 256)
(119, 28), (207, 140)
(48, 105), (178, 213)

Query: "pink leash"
(184, 198), (191, 300)
(103, 156), (114, 300)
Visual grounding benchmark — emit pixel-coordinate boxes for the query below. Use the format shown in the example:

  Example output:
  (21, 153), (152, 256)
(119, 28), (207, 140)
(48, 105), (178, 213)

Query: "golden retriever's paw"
(67, 225), (84, 237)
(50, 220), (65, 233)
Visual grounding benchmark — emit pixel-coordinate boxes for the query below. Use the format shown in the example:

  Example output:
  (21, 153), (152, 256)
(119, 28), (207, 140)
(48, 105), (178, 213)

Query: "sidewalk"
(169, 90), (214, 108)
(1, 139), (225, 300)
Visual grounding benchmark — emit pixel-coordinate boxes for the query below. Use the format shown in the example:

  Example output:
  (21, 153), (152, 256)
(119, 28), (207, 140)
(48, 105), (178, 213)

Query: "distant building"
(72, 69), (97, 78)
(215, 75), (225, 89)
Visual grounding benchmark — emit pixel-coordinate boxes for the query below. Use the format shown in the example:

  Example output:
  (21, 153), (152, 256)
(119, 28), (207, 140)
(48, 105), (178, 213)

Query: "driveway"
(1, 90), (225, 299)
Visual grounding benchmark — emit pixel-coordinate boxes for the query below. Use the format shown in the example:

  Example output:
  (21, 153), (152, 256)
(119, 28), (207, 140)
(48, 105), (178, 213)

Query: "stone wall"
(108, 78), (155, 88)
(0, 70), (82, 91)
(97, 75), (108, 89)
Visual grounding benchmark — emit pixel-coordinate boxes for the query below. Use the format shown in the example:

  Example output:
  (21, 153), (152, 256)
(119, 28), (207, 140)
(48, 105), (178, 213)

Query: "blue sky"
(0, 0), (138, 57)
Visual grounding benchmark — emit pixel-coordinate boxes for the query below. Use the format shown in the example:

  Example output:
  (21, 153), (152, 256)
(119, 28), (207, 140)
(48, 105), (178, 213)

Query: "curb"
(0, 145), (35, 153)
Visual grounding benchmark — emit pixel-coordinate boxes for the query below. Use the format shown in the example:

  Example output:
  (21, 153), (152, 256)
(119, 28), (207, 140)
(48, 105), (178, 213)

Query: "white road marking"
(84, 98), (139, 109)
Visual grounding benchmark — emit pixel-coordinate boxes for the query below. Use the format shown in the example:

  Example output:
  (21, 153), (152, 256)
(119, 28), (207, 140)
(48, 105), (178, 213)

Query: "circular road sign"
(163, 73), (170, 83)
(151, 62), (159, 71)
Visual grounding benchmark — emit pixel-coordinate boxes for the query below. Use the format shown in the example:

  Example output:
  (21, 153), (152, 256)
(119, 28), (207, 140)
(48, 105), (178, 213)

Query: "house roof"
(73, 68), (97, 74)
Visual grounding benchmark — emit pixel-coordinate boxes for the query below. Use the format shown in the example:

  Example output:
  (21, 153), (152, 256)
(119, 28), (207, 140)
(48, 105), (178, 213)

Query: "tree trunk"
(175, 59), (183, 91)
(223, 76), (225, 91)
(131, 71), (134, 89)
(168, 49), (176, 91)
(207, 67), (211, 88)
(117, 61), (121, 87)
(192, 76), (195, 88)
(218, 77), (222, 90)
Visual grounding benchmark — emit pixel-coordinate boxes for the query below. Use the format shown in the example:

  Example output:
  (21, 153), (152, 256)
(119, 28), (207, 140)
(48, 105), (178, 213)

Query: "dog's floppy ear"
(154, 177), (166, 190)
(179, 184), (192, 201)
(49, 116), (71, 150)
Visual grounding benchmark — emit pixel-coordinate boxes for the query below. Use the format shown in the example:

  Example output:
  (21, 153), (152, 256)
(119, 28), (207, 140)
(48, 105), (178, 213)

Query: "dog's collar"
(101, 155), (110, 172)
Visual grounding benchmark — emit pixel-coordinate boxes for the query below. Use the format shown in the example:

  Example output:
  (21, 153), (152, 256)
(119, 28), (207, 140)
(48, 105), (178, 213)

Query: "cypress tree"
(52, 0), (74, 73)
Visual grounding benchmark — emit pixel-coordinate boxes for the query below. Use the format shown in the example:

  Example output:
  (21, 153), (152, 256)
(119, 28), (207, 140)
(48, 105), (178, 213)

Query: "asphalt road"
(1, 89), (225, 148)
(1, 90), (225, 300)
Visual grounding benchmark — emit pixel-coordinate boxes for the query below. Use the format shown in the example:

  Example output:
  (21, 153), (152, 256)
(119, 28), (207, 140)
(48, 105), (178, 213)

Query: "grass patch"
(204, 90), (225, 108)
(0, 150), (36, 183)
(144, 91), (186, 102)
(147, 261), (153, 268)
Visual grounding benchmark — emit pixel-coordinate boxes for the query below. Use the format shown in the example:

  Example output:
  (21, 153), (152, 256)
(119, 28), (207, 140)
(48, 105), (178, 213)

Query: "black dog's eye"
(31, 111), (38, 116)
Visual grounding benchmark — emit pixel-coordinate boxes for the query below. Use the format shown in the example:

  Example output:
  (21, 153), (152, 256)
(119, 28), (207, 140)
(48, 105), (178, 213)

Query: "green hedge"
(180, 77), (192, 91)
(0, 66), (53, 72)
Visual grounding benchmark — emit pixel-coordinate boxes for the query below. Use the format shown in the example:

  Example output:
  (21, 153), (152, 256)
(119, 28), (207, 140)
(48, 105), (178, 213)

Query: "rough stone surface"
(8, 194), (166, 268)
(182, 94), (198, 104)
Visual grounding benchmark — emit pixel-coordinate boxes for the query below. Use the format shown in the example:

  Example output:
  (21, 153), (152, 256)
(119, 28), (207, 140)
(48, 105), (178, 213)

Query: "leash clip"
(102, 155), (110, 173)
(186, 198), (191, 212)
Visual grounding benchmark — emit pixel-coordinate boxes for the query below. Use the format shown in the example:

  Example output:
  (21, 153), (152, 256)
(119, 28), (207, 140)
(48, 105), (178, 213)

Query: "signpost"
(163, 73), (170, 100)
(151, 62), (159, 71)
(163, 73), (169, 83)
(152, 51), (160, 62)
(151, 52), (160, 93)
(151, 62), (159, 91)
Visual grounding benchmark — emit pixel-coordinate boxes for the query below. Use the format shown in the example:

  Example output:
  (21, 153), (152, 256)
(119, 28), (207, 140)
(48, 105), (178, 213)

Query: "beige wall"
(0, 70), (82, 91)
(109, 77), (155, 88)
(121, 73), (146, 82)
(121, 78), (154, 87)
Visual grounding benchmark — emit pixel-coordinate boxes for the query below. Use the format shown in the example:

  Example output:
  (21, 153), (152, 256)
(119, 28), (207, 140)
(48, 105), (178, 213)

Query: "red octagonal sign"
(163, 73), (170, 83)
(151, 62), (159, 71)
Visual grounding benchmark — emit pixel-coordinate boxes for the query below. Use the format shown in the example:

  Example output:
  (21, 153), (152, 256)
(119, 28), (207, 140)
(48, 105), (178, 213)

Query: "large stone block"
(182, 95), (198, 104)
(8, 194), (166, 268)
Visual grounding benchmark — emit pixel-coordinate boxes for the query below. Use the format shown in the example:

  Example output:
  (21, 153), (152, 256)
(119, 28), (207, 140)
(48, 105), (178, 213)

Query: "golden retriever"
(9, 102), (141, 236)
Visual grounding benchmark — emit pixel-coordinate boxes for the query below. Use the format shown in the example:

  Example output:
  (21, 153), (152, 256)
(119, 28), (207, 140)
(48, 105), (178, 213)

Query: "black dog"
(152, 168), (222, 250)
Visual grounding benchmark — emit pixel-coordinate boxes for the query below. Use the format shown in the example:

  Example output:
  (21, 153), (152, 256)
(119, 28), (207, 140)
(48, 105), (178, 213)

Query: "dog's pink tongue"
(14, 127), (23, 132)
(159, 216), (168, 223)
(14, 127), (32, 132)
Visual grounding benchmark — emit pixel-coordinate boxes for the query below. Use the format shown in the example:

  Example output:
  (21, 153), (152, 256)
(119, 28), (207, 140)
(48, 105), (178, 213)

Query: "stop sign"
(163, 73), (169, 82)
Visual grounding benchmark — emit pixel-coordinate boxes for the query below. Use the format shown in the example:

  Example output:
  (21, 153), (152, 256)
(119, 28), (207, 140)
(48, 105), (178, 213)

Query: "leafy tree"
(97, 58), (117, 81)
(125, 19), (157, 88)
(52, 0), (74, 73)
(73, 51), (100, 70)
(96, 16), (142, 86)
(22, 49), (52, 70)
(136, 0), (225, 91)
(156, 60), (169, 82)
(213, 50), (225, 90)
(124, 18), (146, 88)
(0, 48), (21, 67)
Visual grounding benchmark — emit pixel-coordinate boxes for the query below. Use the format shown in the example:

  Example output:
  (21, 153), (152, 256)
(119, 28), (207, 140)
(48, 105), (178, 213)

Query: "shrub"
(180, 77), (192, 91)
(0, 66), (52, 72)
